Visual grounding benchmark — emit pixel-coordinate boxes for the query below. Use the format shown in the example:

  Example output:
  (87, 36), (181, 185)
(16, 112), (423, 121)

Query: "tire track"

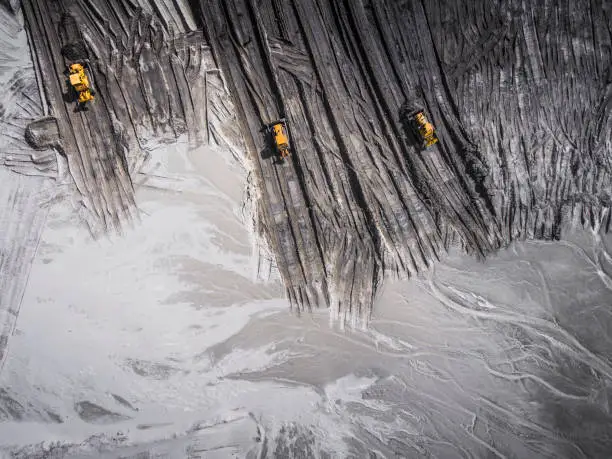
(0, 173), (48, 374)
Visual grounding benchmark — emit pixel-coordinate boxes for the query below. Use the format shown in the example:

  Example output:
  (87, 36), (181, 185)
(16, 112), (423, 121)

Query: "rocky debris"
(74, 400), (131, 424)
(24, 116), (60, 150)
(124, 358), (181, 380)
(0, 388), (63, 423)
(273, 423), (328, 458)
(0, 65), (53, 177)
(110, 393), (138, 412)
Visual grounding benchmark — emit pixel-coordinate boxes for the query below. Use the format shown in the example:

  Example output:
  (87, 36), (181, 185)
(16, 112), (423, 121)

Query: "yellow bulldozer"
(68, 63), (94, 107)
(264, 118), (291, 161)
(412, 111), (438, 148)
(400, 102), (439, 149)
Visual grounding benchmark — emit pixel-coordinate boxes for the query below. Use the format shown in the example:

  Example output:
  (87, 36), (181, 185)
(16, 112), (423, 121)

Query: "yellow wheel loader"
(413, 111), (438, 148)
(264, 118), (291, 161)
(68, 63), (94, 107)
(400, 102), (439, 149)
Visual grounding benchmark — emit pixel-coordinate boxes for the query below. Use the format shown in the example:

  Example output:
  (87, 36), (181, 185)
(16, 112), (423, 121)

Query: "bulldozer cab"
(69, 72), (86, 92)
(77, 89), (94, 104)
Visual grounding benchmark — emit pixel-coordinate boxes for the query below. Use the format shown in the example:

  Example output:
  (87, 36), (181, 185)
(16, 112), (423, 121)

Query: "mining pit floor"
(0, 0), (611, 456)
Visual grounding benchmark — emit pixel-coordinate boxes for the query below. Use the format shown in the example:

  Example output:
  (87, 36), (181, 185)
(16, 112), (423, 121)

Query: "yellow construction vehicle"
(264, 119), (291, 160)
(68, 63), (94, 107)
(400, 102), (439, 149)
(413, 111), (438, 148)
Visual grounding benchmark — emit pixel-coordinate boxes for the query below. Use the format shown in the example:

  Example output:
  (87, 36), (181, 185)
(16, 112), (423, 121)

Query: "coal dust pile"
(12, 0), (612, 322)
(0, 0), (611, 457)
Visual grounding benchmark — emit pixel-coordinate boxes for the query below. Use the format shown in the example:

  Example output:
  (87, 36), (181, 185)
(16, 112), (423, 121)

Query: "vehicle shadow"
(403, 126), (424, 151)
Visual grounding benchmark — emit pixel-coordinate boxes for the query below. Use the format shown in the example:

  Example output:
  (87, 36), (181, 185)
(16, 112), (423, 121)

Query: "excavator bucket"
(78, 89), (94, 103)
